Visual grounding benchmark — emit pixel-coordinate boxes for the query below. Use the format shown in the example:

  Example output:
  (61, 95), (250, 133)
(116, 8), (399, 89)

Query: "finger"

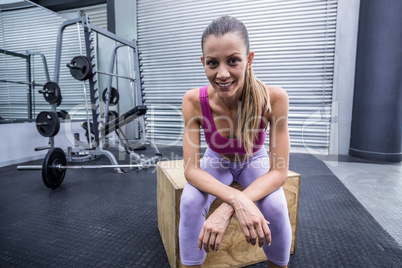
(249, 226), (257, 246)
(241, 224), (251, 244)
(203, 229), (211, 253)
(255, 224), (265, 248)
(198, 228), (205, 251)
(209, 232), (217, 251)
(262, 221), (272, 247)
(215, 234), (222, 252)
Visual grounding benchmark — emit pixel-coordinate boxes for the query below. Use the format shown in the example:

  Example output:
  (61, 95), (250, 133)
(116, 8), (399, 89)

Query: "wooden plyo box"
(157, 160), (301, 268)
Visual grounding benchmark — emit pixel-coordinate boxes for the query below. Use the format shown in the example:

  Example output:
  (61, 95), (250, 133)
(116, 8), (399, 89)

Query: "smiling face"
(201, 32), (254, 101)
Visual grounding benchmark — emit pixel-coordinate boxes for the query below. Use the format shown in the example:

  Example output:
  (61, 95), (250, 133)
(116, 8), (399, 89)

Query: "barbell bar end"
(17, 165), (43, 170)
(66, 63), (82, 70)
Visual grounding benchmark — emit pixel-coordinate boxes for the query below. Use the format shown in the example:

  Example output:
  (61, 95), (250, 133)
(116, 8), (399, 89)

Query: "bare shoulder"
(182, 88), (202, 118)
(265, 85), (289, 118)
(266, 85), (288, 105)
(182, 88), (199, 105)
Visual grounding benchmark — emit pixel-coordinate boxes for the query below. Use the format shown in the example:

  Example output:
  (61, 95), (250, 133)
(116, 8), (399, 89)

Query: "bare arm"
(209, 86), (289, 250)
(182, 89), (247, 252)
(242, 86), (290, 202)
(183, 88), (286, 252)
(182, 89), (270, 252)
(182, 87), (289, 202)
(199, 86), (289, 251)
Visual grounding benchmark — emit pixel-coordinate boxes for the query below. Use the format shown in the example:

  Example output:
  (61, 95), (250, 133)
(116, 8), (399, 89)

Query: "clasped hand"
(198, 192), (271, 253)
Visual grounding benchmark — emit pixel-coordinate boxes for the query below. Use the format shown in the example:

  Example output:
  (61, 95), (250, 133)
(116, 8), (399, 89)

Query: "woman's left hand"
(232, 191), (271, 248)
(198, 202), (234, 253)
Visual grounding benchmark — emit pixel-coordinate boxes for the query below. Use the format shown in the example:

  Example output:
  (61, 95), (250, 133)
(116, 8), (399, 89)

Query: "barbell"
(17, 147), (156, 189)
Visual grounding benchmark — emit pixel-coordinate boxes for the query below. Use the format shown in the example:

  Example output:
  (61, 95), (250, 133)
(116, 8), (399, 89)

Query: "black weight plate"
(101, 110), (119, 121)
(56, 95), (62, 107)
(36, 111), (60, 137)
(102, 87), (120, 105)
(57, 110), (70, 120)
(42, 82), (62, 104)
(42, 147), (66, 189)
(68, 56), (92, 81)
(108, 110), (118, 121)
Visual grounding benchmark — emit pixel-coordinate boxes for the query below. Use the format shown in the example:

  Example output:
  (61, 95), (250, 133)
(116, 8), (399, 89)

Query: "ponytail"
(236, 67), (271, 154)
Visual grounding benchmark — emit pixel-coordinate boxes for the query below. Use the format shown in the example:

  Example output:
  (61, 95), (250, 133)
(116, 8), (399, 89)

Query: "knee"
(180, 187), (208, 218)
(258, 190), (289, 220)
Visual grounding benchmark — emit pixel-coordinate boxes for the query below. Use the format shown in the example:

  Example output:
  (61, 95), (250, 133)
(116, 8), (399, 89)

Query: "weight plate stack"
(36, 111), (60, 137)
(102, 87), (120, 105)
(42, 147), (66, 189)
(42, 82), (62, 104)
(67, 55), (92, 81)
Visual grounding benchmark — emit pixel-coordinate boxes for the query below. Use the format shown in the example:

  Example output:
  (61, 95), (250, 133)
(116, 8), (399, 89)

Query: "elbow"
(183, 166), (191, 180)
(183, 169), (192, 181)
(280, 170), (288, 186)
(183, 166), (198, 184)
(270, 168), (287, 186)
(183, 159), (192, 178)
(280, 175), (287, 186)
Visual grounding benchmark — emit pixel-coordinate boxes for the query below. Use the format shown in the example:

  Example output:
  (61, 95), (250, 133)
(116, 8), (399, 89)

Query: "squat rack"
(51, 15), (160, 171)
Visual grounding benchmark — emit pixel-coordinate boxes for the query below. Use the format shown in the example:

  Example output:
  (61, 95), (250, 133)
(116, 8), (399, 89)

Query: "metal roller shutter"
(1, 4), (65, 120)
(0, 3), (107, 121)
(137, 0), (338, 153)
(0, 4), (87, 120)
(81, 5), (107, 30)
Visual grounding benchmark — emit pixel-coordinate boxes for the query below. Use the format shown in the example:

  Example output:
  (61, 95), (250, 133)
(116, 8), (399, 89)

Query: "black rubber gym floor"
(0, 146), (401, 267)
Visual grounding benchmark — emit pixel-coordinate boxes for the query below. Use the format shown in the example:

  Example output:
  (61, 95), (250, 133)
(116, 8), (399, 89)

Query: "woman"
(180, 16), (291, 268)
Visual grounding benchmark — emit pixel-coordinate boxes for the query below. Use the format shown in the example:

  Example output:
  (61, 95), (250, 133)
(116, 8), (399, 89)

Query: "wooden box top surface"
(157, 160), (300, 190)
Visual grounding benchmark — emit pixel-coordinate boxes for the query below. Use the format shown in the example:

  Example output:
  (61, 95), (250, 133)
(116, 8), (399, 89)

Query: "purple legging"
(179, 148), (292, 266)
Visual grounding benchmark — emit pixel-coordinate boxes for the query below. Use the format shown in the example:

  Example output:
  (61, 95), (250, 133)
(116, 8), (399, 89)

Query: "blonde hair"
(237, 68), (271, 154)
(202, 16), (271, 154)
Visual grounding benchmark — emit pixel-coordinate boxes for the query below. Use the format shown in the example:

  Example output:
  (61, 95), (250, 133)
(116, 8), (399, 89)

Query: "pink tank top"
(199, 85), (268, 155)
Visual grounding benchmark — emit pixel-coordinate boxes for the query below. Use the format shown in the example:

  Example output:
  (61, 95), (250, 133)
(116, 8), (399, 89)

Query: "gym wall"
(1, 0), (362, 166)
(0, 2), (110, 166)
(135, 0), (340, 154)
(132, 0), (361, 156)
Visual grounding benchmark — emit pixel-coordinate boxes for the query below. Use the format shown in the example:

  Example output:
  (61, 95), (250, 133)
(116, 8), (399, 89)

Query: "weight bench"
(79, 105), (147, 144)
(100, 105), (161, 167)
(101, 105), (147, 136)
(157, 160), (301, 268)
